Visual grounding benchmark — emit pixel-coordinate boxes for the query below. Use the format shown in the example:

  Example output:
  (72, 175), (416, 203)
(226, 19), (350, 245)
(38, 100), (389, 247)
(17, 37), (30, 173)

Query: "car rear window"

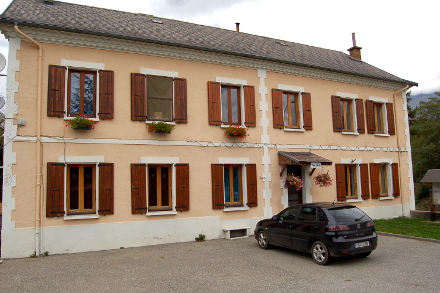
(327, 207), (369, 222)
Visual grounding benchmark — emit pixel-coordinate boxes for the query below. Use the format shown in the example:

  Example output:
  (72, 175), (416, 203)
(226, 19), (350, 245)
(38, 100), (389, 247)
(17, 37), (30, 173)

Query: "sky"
(0, 0), (439, 100)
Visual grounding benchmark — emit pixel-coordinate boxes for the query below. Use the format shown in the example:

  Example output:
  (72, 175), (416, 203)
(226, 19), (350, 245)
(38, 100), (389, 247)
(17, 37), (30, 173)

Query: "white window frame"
(216, 77), (247, 128)
(337, 92), (359, 135)
(373, 159), (394, 200)
(218, 157), (250, 211)
(369, 96), (390, 137)
(58, 156), (105, 220)
(141, 68), (179, 125)
(61, 60), (105, 122)
(279, 84), (306, 132)
(141, 157), (179, 216)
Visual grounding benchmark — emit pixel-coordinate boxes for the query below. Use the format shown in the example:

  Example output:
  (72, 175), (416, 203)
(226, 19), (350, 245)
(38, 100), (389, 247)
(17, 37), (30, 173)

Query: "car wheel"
(257, 230), (270, 249)
(311, 241), (331, 265)
(356, 251), (371, 258)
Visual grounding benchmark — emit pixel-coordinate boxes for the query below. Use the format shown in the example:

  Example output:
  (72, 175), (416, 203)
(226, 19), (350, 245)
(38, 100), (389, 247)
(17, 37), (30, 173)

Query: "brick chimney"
(348, 33), (362, 60)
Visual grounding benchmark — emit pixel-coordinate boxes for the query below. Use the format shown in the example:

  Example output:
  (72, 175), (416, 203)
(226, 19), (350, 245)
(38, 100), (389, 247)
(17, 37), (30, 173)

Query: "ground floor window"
(335, 163), (370, 201)
(224, 164), (243, 206)
(67, 165), (96, 214)
(344, 165), (358, 199)
(148, 165), (172, 211)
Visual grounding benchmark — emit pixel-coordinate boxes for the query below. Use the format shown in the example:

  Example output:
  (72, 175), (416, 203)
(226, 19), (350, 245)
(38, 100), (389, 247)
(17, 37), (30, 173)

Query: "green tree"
(410, 92), (440, 185)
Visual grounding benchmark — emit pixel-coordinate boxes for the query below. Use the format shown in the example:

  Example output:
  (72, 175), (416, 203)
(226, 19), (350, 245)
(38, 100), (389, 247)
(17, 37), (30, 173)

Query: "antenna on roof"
(352, 32), (357, 47)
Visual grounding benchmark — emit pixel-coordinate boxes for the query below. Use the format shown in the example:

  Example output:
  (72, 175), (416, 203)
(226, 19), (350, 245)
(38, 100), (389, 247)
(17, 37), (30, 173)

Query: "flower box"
(225, 125), (248, 140)
(147, 122), (174, 134)
(66, 116), (97, 130)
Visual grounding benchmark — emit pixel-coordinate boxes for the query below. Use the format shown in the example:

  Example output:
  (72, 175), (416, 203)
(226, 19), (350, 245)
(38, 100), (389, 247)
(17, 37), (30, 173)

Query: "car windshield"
(328, 207), (369, 222)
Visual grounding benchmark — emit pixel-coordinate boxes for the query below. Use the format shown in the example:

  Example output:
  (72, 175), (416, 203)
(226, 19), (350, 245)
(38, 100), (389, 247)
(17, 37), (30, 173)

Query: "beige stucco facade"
(1, 24), (415, 258)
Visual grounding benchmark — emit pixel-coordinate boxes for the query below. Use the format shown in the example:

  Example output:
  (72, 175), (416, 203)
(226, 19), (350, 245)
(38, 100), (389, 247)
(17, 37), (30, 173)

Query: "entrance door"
(287, 165), (303, 206)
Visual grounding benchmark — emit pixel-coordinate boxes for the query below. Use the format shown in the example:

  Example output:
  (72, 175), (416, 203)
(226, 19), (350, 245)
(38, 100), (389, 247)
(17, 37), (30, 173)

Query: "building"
(0, 0), (417, 258)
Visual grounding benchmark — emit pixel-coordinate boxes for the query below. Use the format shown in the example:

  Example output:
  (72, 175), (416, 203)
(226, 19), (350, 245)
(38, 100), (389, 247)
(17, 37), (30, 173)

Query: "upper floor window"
(366, 99), (395, 135)
(331, 94), (364, 134)
(47, 64), (114, 120)
(208, 80), (256, 127)
(272, 89), (312, 130)
(131, 73), (187, 123)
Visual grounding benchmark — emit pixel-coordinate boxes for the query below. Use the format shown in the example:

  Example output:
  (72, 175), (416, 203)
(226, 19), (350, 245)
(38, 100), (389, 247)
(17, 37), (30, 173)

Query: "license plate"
(354, 241), (370, 248)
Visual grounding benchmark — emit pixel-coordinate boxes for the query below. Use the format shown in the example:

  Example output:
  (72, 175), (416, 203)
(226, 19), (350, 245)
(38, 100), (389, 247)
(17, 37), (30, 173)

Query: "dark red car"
(254, 202), (378, 265)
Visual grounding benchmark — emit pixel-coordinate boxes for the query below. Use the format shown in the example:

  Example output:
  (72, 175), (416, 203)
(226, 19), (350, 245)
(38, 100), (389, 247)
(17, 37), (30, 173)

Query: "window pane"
(83, 166), (93, 209)
(349, 166), (356, 196)
(221, 87), (229, 123)
(380, 165), (387, 194)
(147, 76), (173, 121)
(283, 93), (289, 126)
(161, 167), (169, 206)
(148, 167), (158, 206)
(147, 98), (173, 121)
(233, 166), (240, 202)
(70, 72), (80, 114)
(231, 88), (239, 123)
(346, 102), (352, 130)
(83, 74), (94, 115)
(69, 166), (79, 210)
(290, 94), (298, 127)
(224, 166), (230, 202)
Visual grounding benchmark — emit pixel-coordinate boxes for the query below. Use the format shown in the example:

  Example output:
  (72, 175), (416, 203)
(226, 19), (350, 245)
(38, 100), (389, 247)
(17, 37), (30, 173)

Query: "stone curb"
(377, 232), (440, 244)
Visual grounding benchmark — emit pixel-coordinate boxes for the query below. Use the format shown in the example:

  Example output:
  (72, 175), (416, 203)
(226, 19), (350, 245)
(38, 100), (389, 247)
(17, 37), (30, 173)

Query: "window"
(48, 65), (114, 119)
(331, 95), (365, 133)
(208, 81), (256, 127)
(272, 89), (312, 130)
(335, 164), (370, 201)
(211, 164), (258, 209)
(366, 100), (395, 135)
(370, 162), (400, 198)
(131, 74), (187, 123)
(131, 163), (190, 213)
(221, 86), (241, 125)
(68, 70), (96, 117)
(298, 207), (317, 221)
(46, 162), (114, 217)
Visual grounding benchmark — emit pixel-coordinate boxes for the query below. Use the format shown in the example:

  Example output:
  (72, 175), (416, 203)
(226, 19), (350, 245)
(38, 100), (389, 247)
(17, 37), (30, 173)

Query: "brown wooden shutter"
(174, 78), (187, 124)
(175, 164), (190, 211)
(365, 100), (375, 134)
(391, 163), (400, 197)
(331, 96), (342, 132)
(208, 81), (222, 125)
(272, 89), (284, 129)
(131, 163), (147, 213)
(131, 73), (147, 121)
(369, 163), (380, 199)
(360, 164), (370, 199)
(335, 164), (347, 201)
(211, 164), (225, 209)
(355, 99), (365, 134)
(98, 70), (114, 120)
(386, 103), (395, 135)
(47, 65), (66, 117)
(46, 162), (65, 217)
(246, 164), (258, 207)
(302, 92), (313, 130)
(244, 85), (256, 127)
(98, 163), (114, 215)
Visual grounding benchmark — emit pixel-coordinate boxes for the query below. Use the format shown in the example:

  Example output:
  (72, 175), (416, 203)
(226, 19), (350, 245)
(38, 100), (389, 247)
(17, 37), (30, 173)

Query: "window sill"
(346, 199), (363, 203)
(220, 124), (244, 128)
(64, 214), (100, 220)
(283, 128), (305, 132)
(342, 131), (359, 136)
(374, 133), (390, 137)
(146, 121), (176, 125)
(146, 211), (178, 216)
(379, 196), (394, 201)
(223, 206), (249, 212)
(64, 117), (99, 122)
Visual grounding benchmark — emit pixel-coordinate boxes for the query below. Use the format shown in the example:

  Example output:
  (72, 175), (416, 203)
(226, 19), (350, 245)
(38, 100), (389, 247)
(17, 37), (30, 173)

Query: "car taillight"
(366, 221), (374, 227)
(328, 225), (350, 231)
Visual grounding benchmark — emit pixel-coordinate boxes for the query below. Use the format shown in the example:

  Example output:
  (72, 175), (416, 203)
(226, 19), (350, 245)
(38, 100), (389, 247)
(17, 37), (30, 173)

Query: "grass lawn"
(374, 217), (440, 240)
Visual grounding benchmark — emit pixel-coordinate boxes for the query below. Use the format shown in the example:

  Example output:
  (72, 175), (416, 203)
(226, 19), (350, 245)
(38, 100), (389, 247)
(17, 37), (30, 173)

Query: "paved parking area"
(0, 234), (438, 292)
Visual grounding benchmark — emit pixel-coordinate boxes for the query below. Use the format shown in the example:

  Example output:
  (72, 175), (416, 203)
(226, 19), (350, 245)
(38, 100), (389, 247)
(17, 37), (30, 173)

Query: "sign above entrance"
(311, 163), (322, 168)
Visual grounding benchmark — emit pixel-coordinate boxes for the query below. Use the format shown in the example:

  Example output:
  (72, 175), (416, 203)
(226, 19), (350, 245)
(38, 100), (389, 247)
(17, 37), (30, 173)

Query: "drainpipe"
(393, 84), (410, 217)
(14, 23), (43, 257)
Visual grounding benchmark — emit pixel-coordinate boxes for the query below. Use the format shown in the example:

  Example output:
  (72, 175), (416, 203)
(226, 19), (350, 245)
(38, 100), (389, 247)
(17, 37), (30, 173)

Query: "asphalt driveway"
(0, 234), (438, 292)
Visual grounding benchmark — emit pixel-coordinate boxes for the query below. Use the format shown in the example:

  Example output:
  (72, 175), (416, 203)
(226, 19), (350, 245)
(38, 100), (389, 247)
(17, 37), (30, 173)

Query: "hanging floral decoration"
(284, 174), (303, 190)
(224, 125), (248, 140)
(313, 171), (333, 187)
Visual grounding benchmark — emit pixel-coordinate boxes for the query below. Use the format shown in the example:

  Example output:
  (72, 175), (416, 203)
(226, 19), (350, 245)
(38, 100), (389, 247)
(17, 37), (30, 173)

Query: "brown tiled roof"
(278, 151), (332, 165)
(420, 169), (440, 183)
(0, 0), (417, 86)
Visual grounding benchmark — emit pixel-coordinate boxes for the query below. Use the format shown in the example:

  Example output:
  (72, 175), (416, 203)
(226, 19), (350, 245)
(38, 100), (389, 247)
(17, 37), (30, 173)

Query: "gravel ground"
(0, 234), (438, 293)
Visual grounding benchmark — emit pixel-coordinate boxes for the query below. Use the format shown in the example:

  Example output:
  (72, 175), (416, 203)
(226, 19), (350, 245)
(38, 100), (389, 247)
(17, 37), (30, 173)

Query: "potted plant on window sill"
(66, 115), (97, 130)
(147, 121), (174, 134)
(284, 174), (303, 190)
(224, 125), (248, 140)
